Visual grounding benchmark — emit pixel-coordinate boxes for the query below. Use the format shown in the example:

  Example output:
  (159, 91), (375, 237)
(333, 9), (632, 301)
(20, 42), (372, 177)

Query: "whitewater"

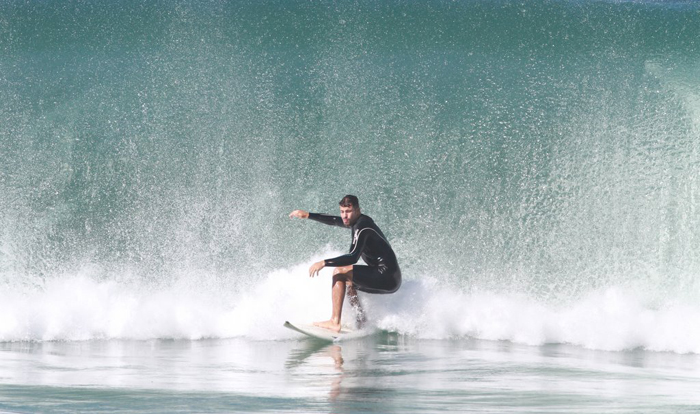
(3, 249), (700, 354)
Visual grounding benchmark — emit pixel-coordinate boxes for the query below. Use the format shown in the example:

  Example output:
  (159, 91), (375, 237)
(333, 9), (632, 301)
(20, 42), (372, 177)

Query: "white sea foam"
(2, 252), (700, 354)
(0, 254), (339, 342)
(373, 279), (700, 354)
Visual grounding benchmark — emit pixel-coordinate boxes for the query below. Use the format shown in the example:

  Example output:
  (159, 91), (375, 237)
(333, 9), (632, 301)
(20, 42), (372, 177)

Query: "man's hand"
(309, 260), (325, 277)
(289, 209), (309, 219)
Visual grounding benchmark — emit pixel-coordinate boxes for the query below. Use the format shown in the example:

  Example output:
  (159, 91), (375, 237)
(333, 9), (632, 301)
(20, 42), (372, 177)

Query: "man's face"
(340, 205), (360, 226)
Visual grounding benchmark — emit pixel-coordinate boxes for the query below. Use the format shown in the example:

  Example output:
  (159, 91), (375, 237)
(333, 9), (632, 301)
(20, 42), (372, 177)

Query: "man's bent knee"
(332, 265), (353, 277)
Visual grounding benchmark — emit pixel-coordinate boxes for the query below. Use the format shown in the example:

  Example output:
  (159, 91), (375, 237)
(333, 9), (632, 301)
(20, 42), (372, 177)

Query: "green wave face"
(2, 0), (699, 303)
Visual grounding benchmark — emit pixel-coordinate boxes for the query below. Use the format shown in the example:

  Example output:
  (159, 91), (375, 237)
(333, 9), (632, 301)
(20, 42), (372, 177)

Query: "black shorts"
(352, 264), (401, 294)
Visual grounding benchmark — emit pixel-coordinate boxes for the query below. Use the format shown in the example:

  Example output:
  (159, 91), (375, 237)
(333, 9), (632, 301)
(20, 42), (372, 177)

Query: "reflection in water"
(284, 340), (330, 370)
(286, 341), (346, 401)
(327, 345), (344, 401)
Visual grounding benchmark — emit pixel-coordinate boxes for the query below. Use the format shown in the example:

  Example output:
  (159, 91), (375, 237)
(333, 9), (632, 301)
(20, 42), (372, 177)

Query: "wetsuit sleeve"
(308, 213), (345, 227)
(324, 228), (370, 267)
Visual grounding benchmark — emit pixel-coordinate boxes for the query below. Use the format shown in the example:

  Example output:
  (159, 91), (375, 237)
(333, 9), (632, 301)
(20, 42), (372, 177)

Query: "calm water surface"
(2, 334), (700, 413)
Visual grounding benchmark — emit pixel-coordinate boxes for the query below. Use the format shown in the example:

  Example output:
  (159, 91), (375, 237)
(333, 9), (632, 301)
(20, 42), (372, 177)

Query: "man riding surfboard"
(289, 195), (401, 332)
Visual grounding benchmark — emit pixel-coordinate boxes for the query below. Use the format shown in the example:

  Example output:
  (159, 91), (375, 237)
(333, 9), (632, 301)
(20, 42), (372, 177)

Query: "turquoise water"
(2, 337), (700, 413)
(2, 0), (700, 411)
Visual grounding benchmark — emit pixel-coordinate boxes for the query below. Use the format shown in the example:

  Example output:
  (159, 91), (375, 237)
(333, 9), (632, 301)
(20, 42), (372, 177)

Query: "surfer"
(289, 195), (401, 332)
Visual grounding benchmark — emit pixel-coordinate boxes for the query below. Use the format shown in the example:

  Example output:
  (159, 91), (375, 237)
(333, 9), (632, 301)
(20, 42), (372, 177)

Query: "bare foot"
(313, 320), (342, 333)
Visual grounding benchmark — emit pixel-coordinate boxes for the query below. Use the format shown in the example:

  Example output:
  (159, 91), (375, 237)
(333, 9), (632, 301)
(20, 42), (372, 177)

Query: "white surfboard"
(283, 320), (359, 342)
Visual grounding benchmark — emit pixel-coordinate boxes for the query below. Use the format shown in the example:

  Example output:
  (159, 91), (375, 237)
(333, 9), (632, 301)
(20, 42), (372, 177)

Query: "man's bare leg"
(346, 283), (366, 329)
(314, 266), (353, 332)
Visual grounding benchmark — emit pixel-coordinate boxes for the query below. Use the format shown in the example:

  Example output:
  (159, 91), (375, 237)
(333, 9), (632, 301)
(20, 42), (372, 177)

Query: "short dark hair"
(339, 195), (360, 209)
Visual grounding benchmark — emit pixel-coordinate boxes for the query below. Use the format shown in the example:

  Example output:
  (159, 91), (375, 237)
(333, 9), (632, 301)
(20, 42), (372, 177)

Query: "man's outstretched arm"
(289, 210), (345, 227)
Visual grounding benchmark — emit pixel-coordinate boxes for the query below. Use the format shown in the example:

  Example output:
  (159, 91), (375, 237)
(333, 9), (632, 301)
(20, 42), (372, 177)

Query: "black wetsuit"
(308, 213), (401, 294)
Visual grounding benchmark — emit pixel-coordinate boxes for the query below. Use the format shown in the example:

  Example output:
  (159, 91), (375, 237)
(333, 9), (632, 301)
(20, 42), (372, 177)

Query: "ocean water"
(2, 0), (700, 412)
